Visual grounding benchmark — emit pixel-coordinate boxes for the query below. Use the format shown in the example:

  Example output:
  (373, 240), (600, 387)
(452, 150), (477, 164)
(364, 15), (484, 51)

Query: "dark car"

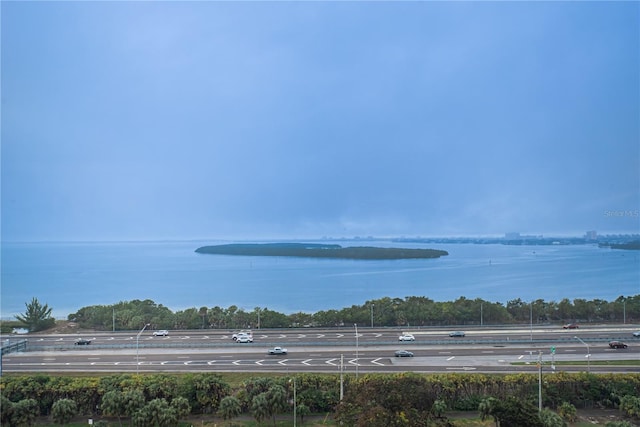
(563, 323), (579, 329)
(75, 338), (91, 345)
(609, 341), (628, 349)
(449, 331), (466, 337)
(394, 350), (414, 357)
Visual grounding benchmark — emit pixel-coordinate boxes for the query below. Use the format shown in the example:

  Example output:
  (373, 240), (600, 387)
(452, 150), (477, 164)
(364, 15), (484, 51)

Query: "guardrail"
(1, 339), (28, 355)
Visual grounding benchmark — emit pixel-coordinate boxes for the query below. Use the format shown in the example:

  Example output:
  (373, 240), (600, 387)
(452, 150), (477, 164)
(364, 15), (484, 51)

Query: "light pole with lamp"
(354, 323), (359, 379)
(289, 377), (297, 427)
(574, 336), (590, 373)
(370, 304), (374, 328)
(530, 301), (533, 341)
(136, 323), (150, 374)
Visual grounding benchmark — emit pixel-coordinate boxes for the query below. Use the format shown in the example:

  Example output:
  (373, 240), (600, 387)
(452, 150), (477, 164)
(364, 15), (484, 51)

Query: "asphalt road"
(2, 325), (639, 374)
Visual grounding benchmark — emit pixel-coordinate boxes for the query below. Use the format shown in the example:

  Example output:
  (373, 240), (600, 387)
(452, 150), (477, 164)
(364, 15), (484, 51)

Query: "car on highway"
(449, 331), (465, 337)
(75, 338), (91, 345)
(399, 333), (415, 341)
(633, 331), (640, 338)
(232, 330), (252, 341)
(236, 335), (253, 343)
(562, 323), (579, 329)
(394, 350), (414, 357)
(268, 346), (287, 355)
(609, 341), (628, 349)
(153, 330), (169, 336)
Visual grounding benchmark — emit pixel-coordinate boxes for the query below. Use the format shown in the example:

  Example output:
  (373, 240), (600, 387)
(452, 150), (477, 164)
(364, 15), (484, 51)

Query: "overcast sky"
(2, 1), (638, 242)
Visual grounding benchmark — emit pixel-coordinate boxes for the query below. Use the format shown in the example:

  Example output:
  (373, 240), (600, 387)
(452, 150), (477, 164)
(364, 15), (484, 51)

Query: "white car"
(399, 334), (415, 341)
(153, 330), (169, 336)
(268, 346), (287, 355)
(232, 330), (253, 341)
(633, 331), (640, 338)
(236, 335), (253, 343)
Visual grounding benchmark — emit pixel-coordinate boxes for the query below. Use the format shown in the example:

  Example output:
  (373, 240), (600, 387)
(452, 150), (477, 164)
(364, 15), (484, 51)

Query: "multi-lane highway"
(2, 325), (638, 374)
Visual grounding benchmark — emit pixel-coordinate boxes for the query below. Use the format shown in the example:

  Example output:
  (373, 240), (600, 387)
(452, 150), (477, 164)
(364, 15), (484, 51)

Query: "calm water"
(1, 240), (639, 319)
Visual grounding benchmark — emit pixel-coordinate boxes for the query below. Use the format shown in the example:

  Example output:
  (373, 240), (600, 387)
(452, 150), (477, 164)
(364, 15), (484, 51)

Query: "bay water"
(1, 240), (638, 319)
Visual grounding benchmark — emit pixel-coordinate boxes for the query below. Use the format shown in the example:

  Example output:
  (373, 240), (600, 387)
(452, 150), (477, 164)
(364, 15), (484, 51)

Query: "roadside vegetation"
(1, 372), (639, 426)
(59, 294), (638, 331)
(4, 294), (637, 334)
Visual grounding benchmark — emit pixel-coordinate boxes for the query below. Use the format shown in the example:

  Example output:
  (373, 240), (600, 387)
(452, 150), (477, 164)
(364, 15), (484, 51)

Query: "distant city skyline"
(2, 1), (638, 242)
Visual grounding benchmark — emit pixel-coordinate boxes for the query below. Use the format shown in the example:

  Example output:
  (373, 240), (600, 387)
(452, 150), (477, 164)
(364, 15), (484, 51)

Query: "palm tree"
(478, 397), (499, 427)
(218, 396), (242, 425)
(251, 393), (270, 425)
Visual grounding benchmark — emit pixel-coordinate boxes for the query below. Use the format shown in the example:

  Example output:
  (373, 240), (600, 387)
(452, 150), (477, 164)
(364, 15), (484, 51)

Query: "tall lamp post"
(530, 301), (533, 341)
(290, 377), (297, 427)
(136, 323), (150, 374)
(354, 323), (359, 379)
(370, 304), (374, 328)
(574, 336), (590, 373)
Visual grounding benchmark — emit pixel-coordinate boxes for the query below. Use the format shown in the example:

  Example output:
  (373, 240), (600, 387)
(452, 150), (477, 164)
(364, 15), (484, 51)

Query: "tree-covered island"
(195, 242), (448, 260)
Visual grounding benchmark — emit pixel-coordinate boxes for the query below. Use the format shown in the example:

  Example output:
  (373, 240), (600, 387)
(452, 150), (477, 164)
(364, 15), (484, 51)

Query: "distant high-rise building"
(585, 230), (598, 240)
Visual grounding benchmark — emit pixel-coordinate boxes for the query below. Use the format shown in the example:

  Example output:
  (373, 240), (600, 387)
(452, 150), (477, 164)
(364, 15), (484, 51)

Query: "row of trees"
(2, 372), (640, 426)
(64, 295), (640, 331)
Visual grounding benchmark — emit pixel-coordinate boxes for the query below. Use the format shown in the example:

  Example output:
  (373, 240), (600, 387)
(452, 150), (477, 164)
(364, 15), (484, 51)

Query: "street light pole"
(574, 336), (590, 373)
(370, 304), (374, 328)
(354, 323), (359, 379)
(538, 351), (543, 412)
(136, 323), (150, 374)
(530, 302), (533, 341)
(289, 377), (297, 427)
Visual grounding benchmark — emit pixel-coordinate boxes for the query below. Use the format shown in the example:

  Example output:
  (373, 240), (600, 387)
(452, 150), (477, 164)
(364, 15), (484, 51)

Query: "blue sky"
(2, 1), (639, 242)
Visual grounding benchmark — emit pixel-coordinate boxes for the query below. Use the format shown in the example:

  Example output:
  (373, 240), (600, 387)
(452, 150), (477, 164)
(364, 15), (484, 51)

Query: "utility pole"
(370, 304), (374, 328)
(538, 351), (543, 412)
(340, 354), (344, 400)
(354, 323), (359, 379)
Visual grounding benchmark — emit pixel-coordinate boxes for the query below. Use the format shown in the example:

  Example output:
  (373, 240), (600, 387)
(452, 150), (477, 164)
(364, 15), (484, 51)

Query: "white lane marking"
(326, 358), (338, 366)
(446, 356), (455, 361)
(278, 359), (288, 365)
(255, 360), (264, 366)
(302, 359), (312, 365)
(371, 358), (384, 366)
(518, 355), (524, 360)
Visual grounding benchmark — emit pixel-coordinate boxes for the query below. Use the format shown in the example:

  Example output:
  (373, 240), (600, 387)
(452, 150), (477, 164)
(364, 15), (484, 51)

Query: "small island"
(601, 240), (640, 250)
(195, 243), (448, 260)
